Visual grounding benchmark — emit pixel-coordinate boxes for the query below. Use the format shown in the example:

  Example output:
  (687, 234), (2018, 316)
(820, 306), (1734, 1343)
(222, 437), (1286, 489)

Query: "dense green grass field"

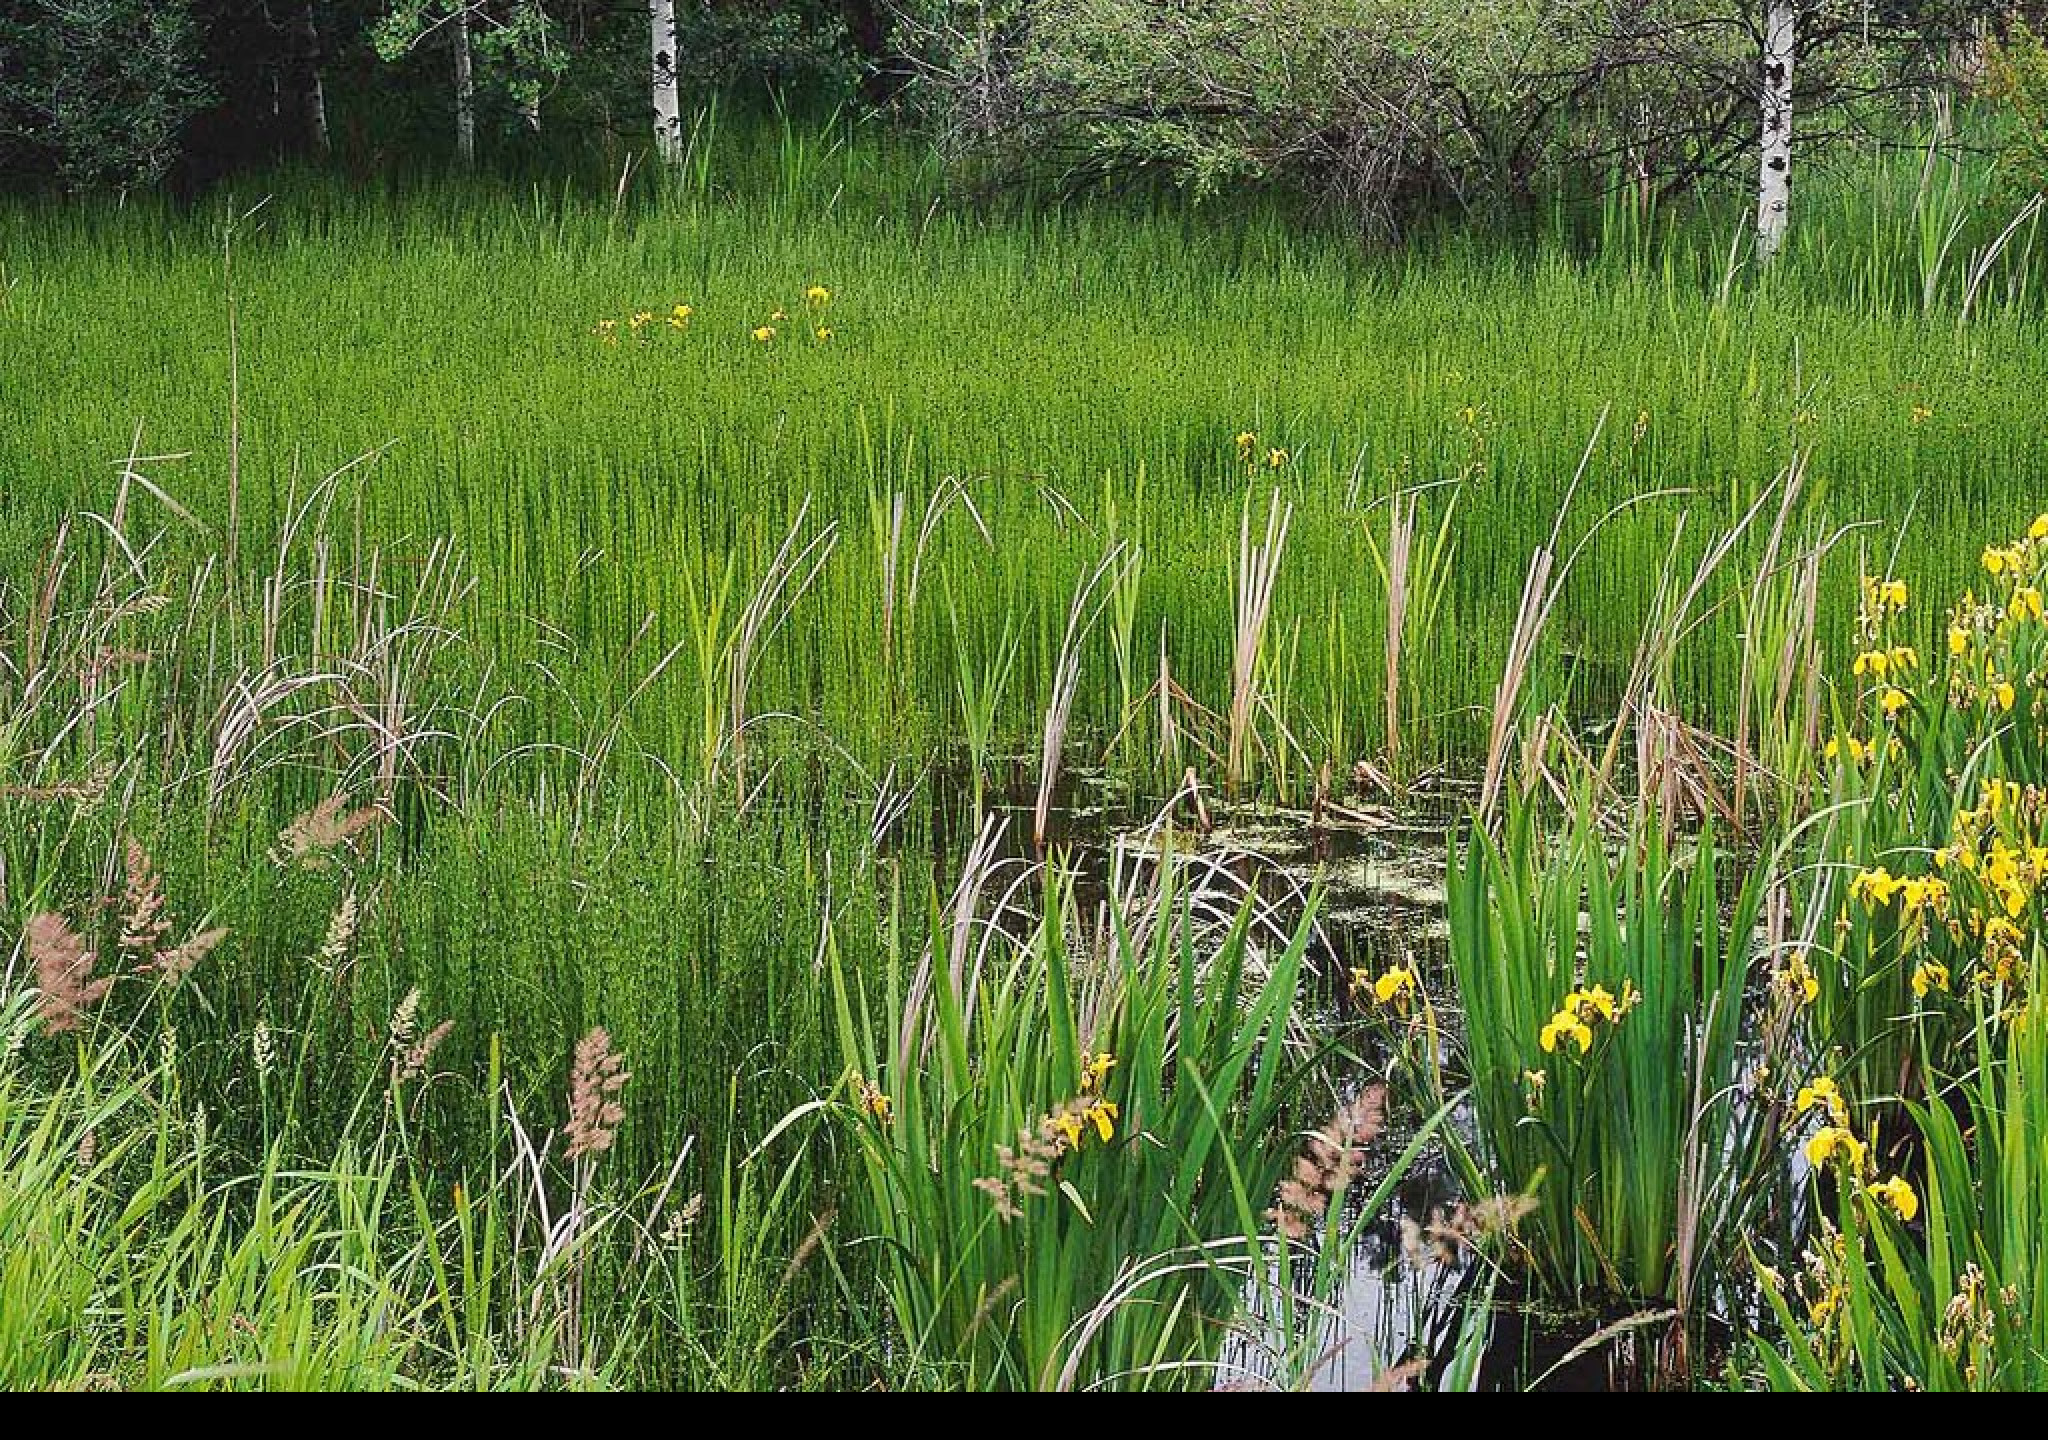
(6, 123), (2045, 786)
(4, 116), (2048, 1389)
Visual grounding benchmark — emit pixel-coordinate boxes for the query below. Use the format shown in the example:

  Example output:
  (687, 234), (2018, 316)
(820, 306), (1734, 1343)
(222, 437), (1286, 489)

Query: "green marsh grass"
(1437, 805), (1786, 1347)
(7, 123), (2048, 815)
(7, 111), (2048, 1390)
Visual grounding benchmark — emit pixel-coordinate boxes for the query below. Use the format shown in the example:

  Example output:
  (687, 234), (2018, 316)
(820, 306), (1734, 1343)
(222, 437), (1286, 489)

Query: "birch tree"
(373, 1), (567, 163)
(651, 0), (683, 162)
(294, 0), (330, 157)
(453, 3), (477, 165)
(1756, 0), (1795, 263)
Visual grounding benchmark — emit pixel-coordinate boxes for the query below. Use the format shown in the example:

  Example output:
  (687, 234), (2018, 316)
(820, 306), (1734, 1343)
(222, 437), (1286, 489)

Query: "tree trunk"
(650, 0), (682, 162)
(296, 0), (330, 157)
(453, 4), (477, 168)
(1756, 0), (1795, 264)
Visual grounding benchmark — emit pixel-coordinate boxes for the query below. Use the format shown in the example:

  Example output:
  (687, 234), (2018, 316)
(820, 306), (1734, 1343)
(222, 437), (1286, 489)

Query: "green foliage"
(371, 0), (569, 122)
(1439, 804), (1783, 1321)
(0, 0), (210, 189)
(6, 114), (2048, 1392)
(1756, 978), (2048, 1391)
(824, 855), (1344, 1388)
(910, 0), (1994, 233)
(1796, 532), (2048, 1130)
(1987, 19), (2048, 200)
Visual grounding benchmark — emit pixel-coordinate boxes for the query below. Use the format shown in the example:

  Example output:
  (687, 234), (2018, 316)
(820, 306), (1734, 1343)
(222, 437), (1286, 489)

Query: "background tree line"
(0, 0), (900, 187)
(3, 1), (2047, 244)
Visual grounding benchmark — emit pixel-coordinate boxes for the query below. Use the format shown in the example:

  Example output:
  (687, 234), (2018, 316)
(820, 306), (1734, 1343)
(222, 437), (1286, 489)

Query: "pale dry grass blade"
(1228, 490), (1292, 797)
(1034, 540), (1131, 851)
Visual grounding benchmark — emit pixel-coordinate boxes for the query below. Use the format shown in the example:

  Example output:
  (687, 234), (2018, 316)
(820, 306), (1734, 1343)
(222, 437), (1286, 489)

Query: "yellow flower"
(1796, 1076), (1849, 1125)
(1826, 734), (1871, 765)
(1853, 649), (1887, 678)
(1883, 579), (1907, 610)
(1085, 1100), (1119, 1144)
(1573, 984), (1618, 1022)
(1985, 546), (2008, 576)
(1869, 1174), (1919, 1223)
(752, 325), (777, 343)
(1805, 1125), (1868, 1174)
(805, 285), (832, 307)
(2033, 514), (2048, 541)
(1849, 867), (1902, 908)
(1949, 625), (1971, 657)
(2013, 587), (2044, 622)
(1540, 1008), (1593, 1055)
(770, 308), (788, 322)
(1775, 951), (1821, 1007)
(851, 1072), (893, 1125)
(1266, 448), (1290, 470)
(815, 326), (834, 342)
(1369, 965), (1419, 1007)
(1235, 430), (1257, 457)
(1901, 876), (1949, 918)
(1993, 679), (2017, 712)
(1050, 1111), (1085, 1150)
(1080, 1051), (1117, 1093)
(1910, 404), (1933, 424)
(1879, 687), (1909, 718)
(1911, 960), (1951, 998)
(669, 303), (694, 329)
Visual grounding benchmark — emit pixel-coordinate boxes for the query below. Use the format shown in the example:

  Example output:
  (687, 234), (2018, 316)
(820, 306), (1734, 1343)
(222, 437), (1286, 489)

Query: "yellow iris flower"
(1796, 1076), (1848, 1125)
(1805, 1125), (1867, 1174)
(1369, 966), (1419, 1006)
(1869, 1174), (1919, 1223)
(1849, 868), (1902, 908)
(1540, 1008), (1592, 1055)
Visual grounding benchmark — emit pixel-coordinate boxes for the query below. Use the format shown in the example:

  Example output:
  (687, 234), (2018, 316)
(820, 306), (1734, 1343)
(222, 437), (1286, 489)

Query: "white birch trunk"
(650, 0), (683, 163)
(1756, 0), (1795, 264)
(453, 5), (477, 168)
(298, 0), (330, 156)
